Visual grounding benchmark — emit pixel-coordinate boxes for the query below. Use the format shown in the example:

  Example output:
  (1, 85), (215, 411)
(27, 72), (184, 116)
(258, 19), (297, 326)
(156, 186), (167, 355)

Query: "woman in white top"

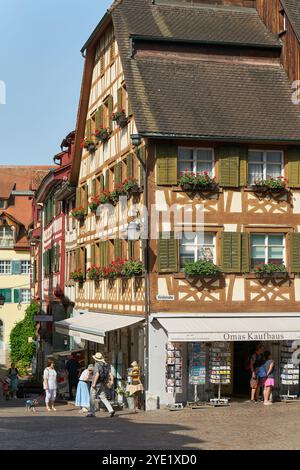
(43, 359), (57, 411)
(75, 364), (94, 413)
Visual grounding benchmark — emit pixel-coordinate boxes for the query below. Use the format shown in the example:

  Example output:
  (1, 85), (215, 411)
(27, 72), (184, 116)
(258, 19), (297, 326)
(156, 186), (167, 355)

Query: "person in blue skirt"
(75, 364), (94, 413)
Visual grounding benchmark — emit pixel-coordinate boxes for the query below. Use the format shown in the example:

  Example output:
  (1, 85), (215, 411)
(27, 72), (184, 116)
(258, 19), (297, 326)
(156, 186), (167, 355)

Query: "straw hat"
(131, 361), (138, 367)
(92, 352), (105, 362)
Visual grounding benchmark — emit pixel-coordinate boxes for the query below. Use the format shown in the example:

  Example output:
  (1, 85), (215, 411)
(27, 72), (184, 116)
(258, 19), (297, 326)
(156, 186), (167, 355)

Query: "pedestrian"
(86, 352), (115, 418)
(126, 361), (144, 411)
(66, 353), (80, 400)
(43, 359), (57, 411)
(8, 363), (20, 399)
(1, 377), (10, 400)
(249, 344), (264, 403)
(75, 364), (94, 413)
(261, 351), (276, 406)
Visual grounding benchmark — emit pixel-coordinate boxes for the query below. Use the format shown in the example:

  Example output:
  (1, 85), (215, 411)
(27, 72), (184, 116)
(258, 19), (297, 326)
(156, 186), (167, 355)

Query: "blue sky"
(0, 0), (112, 165)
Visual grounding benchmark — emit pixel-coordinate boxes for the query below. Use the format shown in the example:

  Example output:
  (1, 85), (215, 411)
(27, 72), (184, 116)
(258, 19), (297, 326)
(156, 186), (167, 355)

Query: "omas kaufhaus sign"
(224, 332), (287, 341)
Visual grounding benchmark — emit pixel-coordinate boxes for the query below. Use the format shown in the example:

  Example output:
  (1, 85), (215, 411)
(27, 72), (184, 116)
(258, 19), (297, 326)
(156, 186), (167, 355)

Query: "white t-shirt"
(43, 367), (57, 390)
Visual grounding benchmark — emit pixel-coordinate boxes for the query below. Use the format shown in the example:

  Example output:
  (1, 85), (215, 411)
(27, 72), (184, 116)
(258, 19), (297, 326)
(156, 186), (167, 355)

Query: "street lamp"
(127, 220), (141, 241)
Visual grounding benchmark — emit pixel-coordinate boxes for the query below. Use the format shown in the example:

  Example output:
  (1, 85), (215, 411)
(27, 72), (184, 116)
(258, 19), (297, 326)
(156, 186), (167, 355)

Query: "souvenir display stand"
(209, 342), (231, 407)
(166, 342), (184, 410)
(280, 341), (299, 401)
(187, 342), (207, 408)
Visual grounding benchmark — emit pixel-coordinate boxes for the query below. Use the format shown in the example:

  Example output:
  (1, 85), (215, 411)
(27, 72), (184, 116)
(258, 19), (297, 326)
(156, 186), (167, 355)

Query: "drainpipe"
(131, 134), (150, 403)
(37, 203), (44, 378)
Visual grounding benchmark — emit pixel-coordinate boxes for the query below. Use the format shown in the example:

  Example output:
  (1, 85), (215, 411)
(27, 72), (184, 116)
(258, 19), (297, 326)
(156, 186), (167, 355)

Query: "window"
(0, 289), (11, 303)
(179, 232), (215, 268)
(21, 261), (31, 275)
(0, 199), (6, 209)
(178, 148), (214, 176)
(0, 226), (14, 248)
(248, 150), (283, 185)
(0, 261), (11, 274)
(21, 289), (30, 303)
(250, 234), (284, 269)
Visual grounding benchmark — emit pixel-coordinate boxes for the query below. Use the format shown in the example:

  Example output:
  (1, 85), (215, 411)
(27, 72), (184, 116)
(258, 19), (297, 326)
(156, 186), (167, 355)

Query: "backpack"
(96, 362), (110, 384)
(257, 364), (268, 379)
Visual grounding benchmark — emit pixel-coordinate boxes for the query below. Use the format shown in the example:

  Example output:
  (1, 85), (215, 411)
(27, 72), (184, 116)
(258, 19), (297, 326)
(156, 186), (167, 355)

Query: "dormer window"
(0, 199), (7, 209)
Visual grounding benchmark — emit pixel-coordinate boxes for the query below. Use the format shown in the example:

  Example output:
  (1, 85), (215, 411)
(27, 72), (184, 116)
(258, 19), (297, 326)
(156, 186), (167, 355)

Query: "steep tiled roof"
(112, 0), (281, 47)
(112, 0), (300, 142)
(281, 0), (300, 41)
(122, 57), (300, 141)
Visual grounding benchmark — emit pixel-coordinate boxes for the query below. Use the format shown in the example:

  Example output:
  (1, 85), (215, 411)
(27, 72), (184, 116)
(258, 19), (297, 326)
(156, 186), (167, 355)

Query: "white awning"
(154, 313), (300, 342)
(55, 312), (144, 345)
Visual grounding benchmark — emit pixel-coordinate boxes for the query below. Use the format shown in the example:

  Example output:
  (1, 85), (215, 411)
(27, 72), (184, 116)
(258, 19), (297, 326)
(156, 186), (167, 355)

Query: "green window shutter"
(221, 232), (242, 273)
(33, 260), (37, 283)
(91, 179), (96, 197)
(218, 146), (241, 187)
(140, 147), (145, 187)
(12, 261), (21, 275)
(105, 171), (109, 190)
(83, 248), (87, 279)
(83, 184), (88, 214)
(114, 239), (121, 260)
(0, 289), (12, 303)
(76, 188), (81, 208)
(241, 233), (250, 273)
(14, 289), (21, 304)
(91, 244), (96, 265)
(290, 233), (300, 272)
(158, 232), (178, 273)
(288, 148), (300, 188)
(128, 240), (134, 259)
(85, 119), (92, 139)
(127, 153), (134, 179)
(100, 174), (104, 191)
(56, 244), (60, 272)
(115, 162), (122, 184)
(75, 248), (80, 270)
(239, 146), (248, 187)
(108, 95), (114, 132)
(117, 87), (123, 112)
(95, 106), (103, 131)
(156, 144), (178, 186)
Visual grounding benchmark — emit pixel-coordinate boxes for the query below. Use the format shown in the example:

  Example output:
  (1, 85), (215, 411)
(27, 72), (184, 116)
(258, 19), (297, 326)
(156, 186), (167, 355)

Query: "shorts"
(260, 377), (275, 387)
(45, 389), (57, 403)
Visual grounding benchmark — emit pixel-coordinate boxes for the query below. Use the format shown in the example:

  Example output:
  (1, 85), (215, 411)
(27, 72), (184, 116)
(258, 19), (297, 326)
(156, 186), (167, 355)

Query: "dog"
(25, 398), (39, 412)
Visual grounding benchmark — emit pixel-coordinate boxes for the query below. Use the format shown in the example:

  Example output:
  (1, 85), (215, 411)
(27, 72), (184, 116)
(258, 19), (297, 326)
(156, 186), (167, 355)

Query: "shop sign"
(169, 331), (300, 342)
(156, 295), (175, 301)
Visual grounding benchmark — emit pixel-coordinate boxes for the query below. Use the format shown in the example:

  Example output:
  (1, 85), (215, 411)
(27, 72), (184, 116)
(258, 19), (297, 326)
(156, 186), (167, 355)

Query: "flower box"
(254, 263), (288, 279)
(179, 171), (218, 192)
(71, 207), (85, 221)
(251, 177), (289, 194)
(184, 260), (221, 278)
(112, 110), (128, 129)
(70, 270), (85, 285)
(95, 127), (110, 144)
(81, 138), (97, 154)
(255, 272), (288, 279)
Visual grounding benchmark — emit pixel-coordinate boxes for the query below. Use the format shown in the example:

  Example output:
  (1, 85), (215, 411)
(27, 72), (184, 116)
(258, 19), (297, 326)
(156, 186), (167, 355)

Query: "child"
(1, 377), (10, 400)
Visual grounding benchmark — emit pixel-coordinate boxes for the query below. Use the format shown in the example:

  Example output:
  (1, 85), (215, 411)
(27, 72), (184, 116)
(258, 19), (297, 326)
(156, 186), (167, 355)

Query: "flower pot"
(126, 396), (135, 410)
(87, 143), (96, 154)
(117, 115), (129, 128)
(97, 132), (110, 143)
(181, 183), (194, 191)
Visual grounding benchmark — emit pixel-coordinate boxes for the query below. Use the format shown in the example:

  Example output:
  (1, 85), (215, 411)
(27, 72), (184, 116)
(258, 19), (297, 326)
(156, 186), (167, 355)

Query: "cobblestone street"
(1, 399), (300, 450)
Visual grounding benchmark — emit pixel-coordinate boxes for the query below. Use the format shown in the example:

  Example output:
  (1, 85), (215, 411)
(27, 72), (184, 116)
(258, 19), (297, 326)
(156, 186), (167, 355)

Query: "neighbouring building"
(55, 0), (300, 409)
(0, 166), (50, 366)
(29, 132), (75, 374)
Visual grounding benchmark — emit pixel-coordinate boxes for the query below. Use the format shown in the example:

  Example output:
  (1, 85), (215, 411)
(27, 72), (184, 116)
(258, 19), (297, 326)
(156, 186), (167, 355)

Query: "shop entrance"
(233, 341), (261, 397)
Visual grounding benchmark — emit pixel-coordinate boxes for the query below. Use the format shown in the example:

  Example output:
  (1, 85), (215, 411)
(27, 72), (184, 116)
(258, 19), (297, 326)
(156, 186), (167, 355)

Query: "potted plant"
(81, 138), (97, 154)
(109, 184), (125, 205)
(71, 206), (85, 221)
(99, 190), (110, 205)
(70, 269), (85, 285)
(252, 176), (289, 193)
(89, 195), (100, 213)
(94, 127), (110, 144)
(115, 386), (135, 409)
(178, 170), (218, 191)
(184, 259), (221, 279)
(123, 177), (141, 196)
(254, 263), (288, 279)
(87, 265), (102, 282)
(121, 259), (144, 278)
(112, 109), (128, 128)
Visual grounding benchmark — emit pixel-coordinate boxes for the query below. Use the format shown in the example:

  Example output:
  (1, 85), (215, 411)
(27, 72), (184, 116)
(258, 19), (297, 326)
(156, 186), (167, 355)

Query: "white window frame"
(20, 260), (31, 275)
(250, 233), (285, 268)
(179, 232), (216, 268)
(178, 147), (215, 176)
(0, 260), (12, 275)
(20, 289), (30, 304)
(0, 226), (14, 248)
(248, 150), (284, 184)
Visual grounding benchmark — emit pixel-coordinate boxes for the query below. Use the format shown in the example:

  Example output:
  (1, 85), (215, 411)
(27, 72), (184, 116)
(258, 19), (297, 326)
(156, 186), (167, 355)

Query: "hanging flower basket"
(95, 127), (110, 143)
(89, 196), (100, 213)
(70, 269), (85, 285)
(87, 265), (102, 282)
(123, 178), (142, 196)
(81, 138), (97, 154)
(112, 110), (128, 128)
(109, 184), (126, 205)
(71, 207), (85, 221)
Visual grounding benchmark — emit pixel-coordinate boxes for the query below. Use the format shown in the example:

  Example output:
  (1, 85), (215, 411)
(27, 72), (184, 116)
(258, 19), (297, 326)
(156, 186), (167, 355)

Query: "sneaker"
(86, 413), (96, 418)
(81, 407), (89, 413)
(109, 411), (115, 418)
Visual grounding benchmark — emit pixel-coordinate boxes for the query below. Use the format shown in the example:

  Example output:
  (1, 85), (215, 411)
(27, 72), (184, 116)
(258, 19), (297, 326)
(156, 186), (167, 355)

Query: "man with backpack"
(87, 352), (115, 418)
